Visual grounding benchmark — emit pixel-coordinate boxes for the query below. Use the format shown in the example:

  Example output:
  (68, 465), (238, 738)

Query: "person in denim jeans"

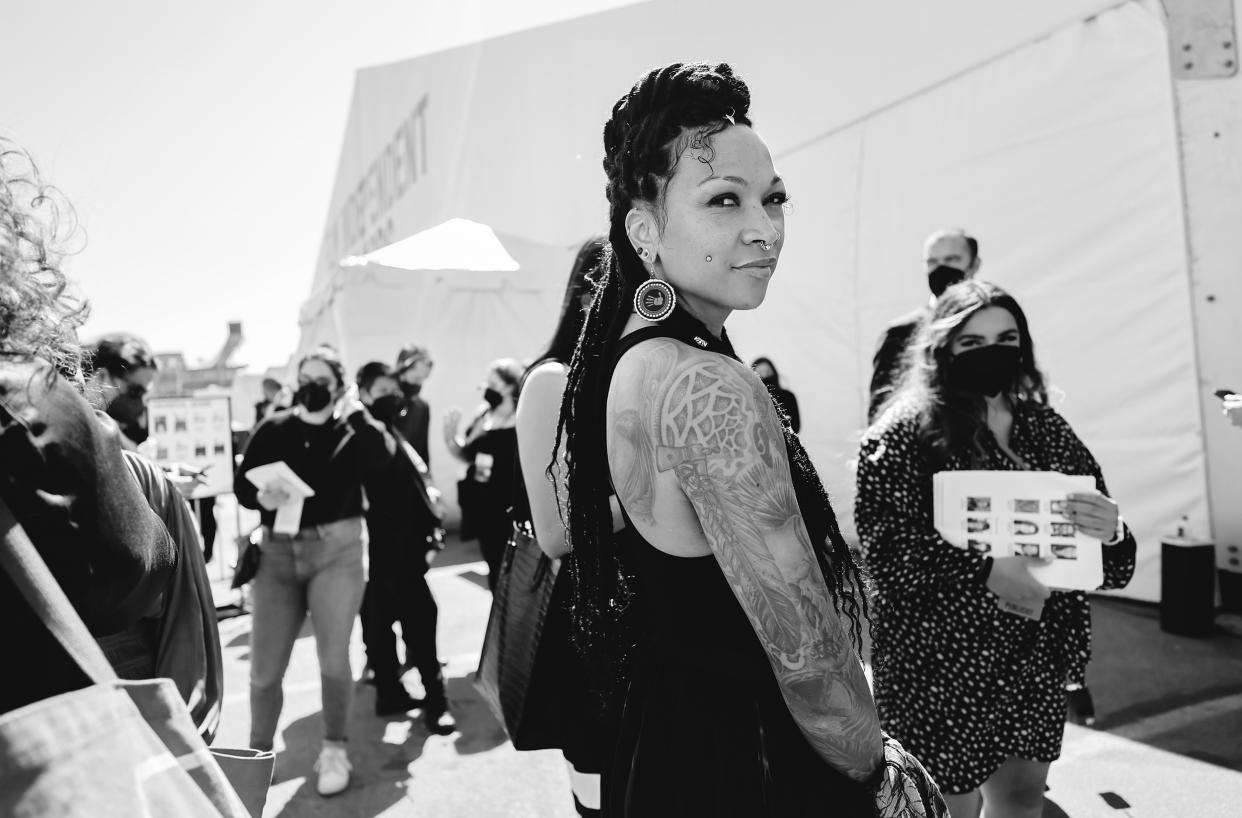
(235, 346), (395, 797)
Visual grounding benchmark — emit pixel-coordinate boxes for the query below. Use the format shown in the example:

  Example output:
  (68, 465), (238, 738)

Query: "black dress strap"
(614, 326), (671, 357)
(610, 309), (739, 378)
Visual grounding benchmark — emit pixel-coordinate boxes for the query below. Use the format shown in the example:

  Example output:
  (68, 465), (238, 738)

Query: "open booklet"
(244, 461), (315, 535)
(933, 470), (1103, 591)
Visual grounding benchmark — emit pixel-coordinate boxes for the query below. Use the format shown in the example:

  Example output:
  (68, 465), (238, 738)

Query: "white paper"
(272, 500), (304, 535)
(244, 461), (315, 497)
(933, 470), (1103, 591)
(245, 461), (315, 535)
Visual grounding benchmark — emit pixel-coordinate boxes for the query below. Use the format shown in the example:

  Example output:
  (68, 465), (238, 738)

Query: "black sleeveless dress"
(605, 312), (874, 817)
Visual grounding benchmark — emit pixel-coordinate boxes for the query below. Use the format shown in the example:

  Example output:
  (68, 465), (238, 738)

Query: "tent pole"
(1166, 0), (1242, 609)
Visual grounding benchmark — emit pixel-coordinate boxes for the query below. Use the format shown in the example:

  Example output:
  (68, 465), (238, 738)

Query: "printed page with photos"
(933, 470), (1103, 591)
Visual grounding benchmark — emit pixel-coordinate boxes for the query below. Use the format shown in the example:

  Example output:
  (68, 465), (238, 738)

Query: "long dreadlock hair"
(552, 62), (870, 712)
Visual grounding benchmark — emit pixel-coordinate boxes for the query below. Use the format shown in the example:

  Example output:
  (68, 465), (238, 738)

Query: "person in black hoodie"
(234, 344), (394, 797)
(355, 361), (454, 734)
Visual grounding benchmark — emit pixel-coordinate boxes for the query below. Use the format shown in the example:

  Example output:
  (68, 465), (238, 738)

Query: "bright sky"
(6, 0), (640, 372)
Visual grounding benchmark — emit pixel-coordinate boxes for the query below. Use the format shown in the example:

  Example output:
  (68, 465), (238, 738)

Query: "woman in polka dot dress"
(855, 281), (1135, 818)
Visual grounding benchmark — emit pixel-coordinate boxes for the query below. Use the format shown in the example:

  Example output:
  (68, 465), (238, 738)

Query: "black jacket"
(392, 394), (431, 465)
(0, 357), (176, 714)
(868, 306), (930, 423)
(364, 432), (442, 568)
(234, 409), (395, 529)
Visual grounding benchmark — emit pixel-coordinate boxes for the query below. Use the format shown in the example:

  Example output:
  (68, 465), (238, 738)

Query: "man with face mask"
(85, 333), (159, 449)
(355, 362), (454, 733)
(392, 344), (433, 465)
(867, 229), (981, 423)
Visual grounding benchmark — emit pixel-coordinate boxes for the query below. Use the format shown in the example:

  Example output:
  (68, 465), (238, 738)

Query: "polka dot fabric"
(855, 401), (1136, 794)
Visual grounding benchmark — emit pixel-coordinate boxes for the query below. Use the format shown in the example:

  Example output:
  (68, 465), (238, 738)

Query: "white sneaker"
(314, 743), (351, 797)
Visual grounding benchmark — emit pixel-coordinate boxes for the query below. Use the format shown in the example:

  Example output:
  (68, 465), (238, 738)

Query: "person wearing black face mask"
(751, 356), (801, 433)
(353, 362), (454, 732)
(868, 228), (982, 423)
(856, 281), (1136, 818)
(233, 345), (396, 797)
(392, 344), (434, 465)
(443, 358), (522, 590)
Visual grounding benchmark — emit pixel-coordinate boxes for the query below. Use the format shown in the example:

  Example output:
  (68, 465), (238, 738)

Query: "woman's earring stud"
(705, 254), (712, 262)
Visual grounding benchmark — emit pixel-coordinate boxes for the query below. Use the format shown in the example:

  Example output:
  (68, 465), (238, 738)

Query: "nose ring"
(760, 241), (773, 251)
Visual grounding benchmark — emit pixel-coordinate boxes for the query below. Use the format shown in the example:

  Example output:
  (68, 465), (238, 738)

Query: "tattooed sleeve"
(607, 340), (883, 781)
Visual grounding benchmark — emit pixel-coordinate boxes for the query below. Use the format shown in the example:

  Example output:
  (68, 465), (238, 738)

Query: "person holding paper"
(857, 280), (1136, 818)
(234, 345), (395, 798)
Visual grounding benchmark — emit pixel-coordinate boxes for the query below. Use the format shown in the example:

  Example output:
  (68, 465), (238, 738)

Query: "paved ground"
(206, 498), (1242, 817)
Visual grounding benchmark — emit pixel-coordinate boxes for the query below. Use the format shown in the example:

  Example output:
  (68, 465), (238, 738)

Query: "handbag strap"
(0, 495), (120, 685)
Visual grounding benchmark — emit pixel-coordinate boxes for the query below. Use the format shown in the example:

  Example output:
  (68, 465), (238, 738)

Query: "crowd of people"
(5, 57), (1233, 818)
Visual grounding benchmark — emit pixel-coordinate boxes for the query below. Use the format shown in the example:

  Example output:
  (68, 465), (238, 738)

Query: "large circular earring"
(634, 276), (676, 322)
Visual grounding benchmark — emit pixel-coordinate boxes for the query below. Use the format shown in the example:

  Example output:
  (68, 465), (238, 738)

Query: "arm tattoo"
(613, 341), (881, 781)
(608, 342), (678, 525)
(612, 409), (658, 524)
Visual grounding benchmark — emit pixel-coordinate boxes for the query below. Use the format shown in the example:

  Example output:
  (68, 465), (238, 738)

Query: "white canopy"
(299, 229), (571, 490)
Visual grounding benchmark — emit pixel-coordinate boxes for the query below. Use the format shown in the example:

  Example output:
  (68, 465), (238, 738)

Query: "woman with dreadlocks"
(553, 62), (946, 817)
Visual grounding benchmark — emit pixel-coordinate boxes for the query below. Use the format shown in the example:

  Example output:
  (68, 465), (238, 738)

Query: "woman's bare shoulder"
(610, 338), (753, 398)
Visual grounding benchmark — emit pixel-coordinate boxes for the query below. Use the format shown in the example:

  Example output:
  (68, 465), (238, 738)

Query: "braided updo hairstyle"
(554, 63), (869, 715)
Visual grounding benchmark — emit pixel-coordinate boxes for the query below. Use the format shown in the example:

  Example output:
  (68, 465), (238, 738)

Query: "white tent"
(299, 0), (1242, 603)
(298, 220), (573, 490)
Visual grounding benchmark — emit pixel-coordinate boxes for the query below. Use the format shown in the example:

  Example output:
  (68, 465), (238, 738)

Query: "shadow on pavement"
(447, 673), (508, 755)
(271, 688), (426, 817)
(1088, 597), (1242, 771)
(427, 534), (483, 570)
(264, 670), (509, 816)
(225, 629), (251, 649)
